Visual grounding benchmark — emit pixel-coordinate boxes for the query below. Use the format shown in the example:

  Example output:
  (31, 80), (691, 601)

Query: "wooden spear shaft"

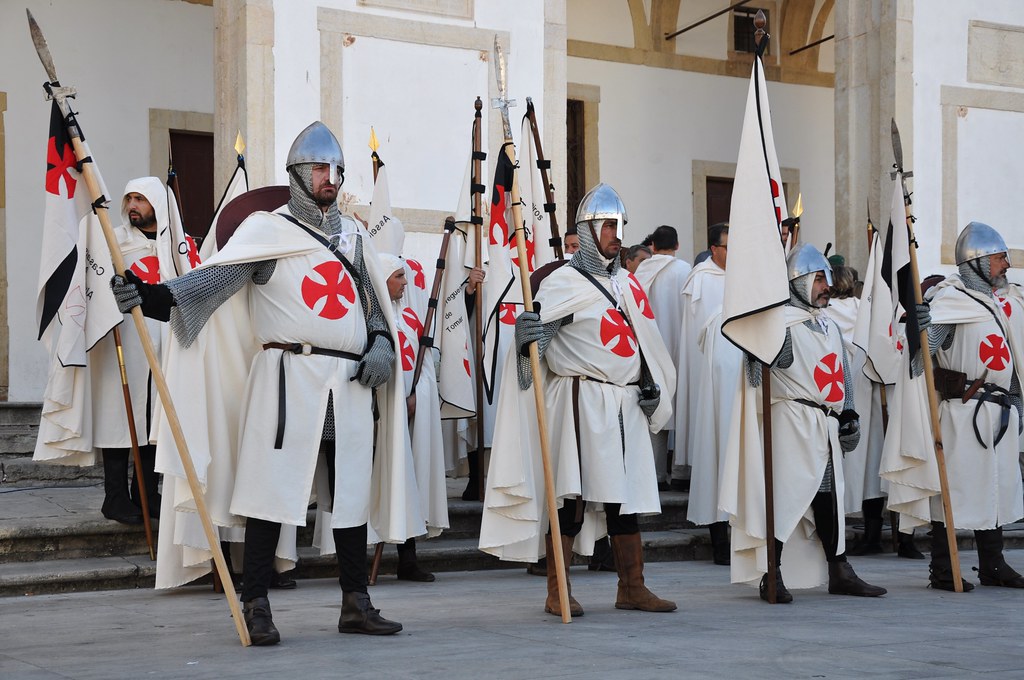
(524, 99), (563, 261)
(112, 326), (155, 560)
(503, 138), (572, 622)
(761, 364), (777, 603)
(900, 187), (964, 592)
(472, 98), (487, 501)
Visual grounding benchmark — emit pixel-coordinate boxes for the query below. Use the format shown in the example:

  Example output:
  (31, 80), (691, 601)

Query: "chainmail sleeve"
(745, 328), (793, 387)
(1010, 372), (1023, 434)
(912, 324), (955, 377)
(165, 260), (276, 348)
(842, 345), (855, 413)
(516, 316), (570, 389)
(350, 236), (388, 338)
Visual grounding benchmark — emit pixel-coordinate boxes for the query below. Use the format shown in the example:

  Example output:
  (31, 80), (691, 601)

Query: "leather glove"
(838, 416), (861, 453)
(352, 331), (394, 389)
(639, 383), (661, 419)
(915, 302), (931, 332)
(110, 270), (174, 321)
(515, 303), (545, 357)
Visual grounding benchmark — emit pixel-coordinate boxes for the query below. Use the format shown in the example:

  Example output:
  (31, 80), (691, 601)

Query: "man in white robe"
(916, 222), (1024, 591)
(722, 244), (886, 603)
(480, 183), (676, 617)
(113, 122), (416, 644)
(681, 224), (733, 564)
(634, 225), (690, 488)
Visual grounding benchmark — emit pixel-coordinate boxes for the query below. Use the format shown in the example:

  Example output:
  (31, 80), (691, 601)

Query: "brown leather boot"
(610, 533), (677, 612)
(827, 560), (887, 597)
(544, 534), (584, 617)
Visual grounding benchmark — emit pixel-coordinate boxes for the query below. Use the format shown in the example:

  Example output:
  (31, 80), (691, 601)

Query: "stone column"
(0, 91), (7, 401)
(214, 0), (275, 191)
(833, 0), (913, 275)
(544, 0), (568, 229)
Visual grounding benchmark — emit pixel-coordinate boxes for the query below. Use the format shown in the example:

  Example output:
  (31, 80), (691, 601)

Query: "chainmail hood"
(959, 256), (1000, 295)
(287, 163), (344, 236)
(570, 219), (620, 278)
(789, 271), (820, 310)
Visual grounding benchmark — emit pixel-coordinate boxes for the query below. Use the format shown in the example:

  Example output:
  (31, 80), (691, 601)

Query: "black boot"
(100, 449), (142, 525)
(849, 497), (885, 556)
(897, 530), (925, 560)
(828, 559), (887, 596)
(270, 570), (298, 589)
(338, 591), (403, 635)
(708, 522), (731, 566)
(396, 538), (435, 582)
(130, 445), (161, 519)
(928, 521), (974, 591)
(461, 450), (481, 501)
(759, 540), (793, 603)
(243, 597), (281, 646)
(975, 528), (1024, 588)
(588, 536), (616, 572)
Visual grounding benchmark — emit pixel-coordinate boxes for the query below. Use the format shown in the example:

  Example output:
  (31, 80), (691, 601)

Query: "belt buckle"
(301, 343), (312, 356)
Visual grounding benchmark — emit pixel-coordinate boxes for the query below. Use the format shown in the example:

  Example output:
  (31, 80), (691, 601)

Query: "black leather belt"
(793, 398), (840, 420)
(263, 343), (363, 449)
(966, 384), (1012, 449)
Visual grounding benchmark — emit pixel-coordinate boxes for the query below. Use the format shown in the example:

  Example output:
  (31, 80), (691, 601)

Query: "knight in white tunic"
(633, 225), (691, 488)
(918, 222), (1024, 591)
(723, 244), (887, 603)
(480, 183), (677, 617)
(112, 123), (412, 644)
(90, 179), (176, 524)
(679, 223), (733, 565)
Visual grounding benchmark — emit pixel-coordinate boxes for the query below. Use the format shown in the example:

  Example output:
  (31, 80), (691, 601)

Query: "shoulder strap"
(278, 212), (361, 288)
(572, 266), (620, 310)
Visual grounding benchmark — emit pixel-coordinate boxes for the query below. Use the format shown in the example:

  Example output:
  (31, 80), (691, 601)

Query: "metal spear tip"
(891, 117), (904, 170)
(368, 126), (380, 153)
(27, 8), (59, 84)
(754, 9), (767, 29)
(234, 131), (246, 156)
(792, 193), (804, 218)
(475, 96), (483, 112)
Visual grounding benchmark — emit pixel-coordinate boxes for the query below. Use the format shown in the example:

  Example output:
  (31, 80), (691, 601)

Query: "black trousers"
(240, 443), (368, 601)
(550, 497), (639, 538)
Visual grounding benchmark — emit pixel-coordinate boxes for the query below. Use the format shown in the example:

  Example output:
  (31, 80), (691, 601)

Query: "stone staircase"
(0, 402), (103, 487)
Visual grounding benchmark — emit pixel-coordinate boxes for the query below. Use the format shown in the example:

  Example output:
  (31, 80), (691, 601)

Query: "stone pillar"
(833, 0), (913, 275)
(543, 0), (568, 229)
(0, 91), (7, 401)
(214, 0), (275, 191)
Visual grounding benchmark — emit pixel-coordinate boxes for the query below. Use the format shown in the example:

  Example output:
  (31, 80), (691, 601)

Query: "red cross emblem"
(301, 260), (355, 320)
(403, 306), (423, 338)
(998, 296), (1013, 318)
(499, 303), (517, 326)
(398, 330), (415, 372)
(407, 259), (426, 290)
(510, 231), (536, 273)
(979, 333), (1011, 371)
(130, 256), (160, 284)
(888, 322), (904, 352)
(463, 340), (472, 377)
(813, 352), (845, 403)
(182, 236), (201, 268)
(490, 184), (509, 247)
(627, 273), (655, 320)
(46, 135), (77, 198)
(600, 308), (637, 358)
(770, 178), (783, 226)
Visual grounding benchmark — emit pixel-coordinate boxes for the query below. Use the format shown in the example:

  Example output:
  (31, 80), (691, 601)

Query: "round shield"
(215, 185), (290, 250)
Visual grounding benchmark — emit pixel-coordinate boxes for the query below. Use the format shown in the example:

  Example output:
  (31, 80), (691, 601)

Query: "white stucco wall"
(568, 56), (835, 262)
(910, 0), (1024, 283)
(2, 0), (214, 401)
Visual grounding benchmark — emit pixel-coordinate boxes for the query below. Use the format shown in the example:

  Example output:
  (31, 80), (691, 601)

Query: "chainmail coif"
(288, 163), (344, 236)
(569, 220), (621, 278)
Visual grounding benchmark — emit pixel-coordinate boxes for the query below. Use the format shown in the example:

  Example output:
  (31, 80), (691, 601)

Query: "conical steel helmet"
(954, 221), (1008, 265)
(286, 121), (345, 172)
(575, 183), (628, 239)
(787, 243), (833, 285)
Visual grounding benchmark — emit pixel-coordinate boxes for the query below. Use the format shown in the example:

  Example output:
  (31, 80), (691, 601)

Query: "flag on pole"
(199, 146), (248, 261)
(157, 184), (201, 280)
(853, 228), (901, 384)
(720, 50), (789, 365)
(517, 114), (555, 270)
(437, 154), (477, 419)
(367, 153), (406, 257)
(481, 146), (519, 399)
(880, 173), (921, 375)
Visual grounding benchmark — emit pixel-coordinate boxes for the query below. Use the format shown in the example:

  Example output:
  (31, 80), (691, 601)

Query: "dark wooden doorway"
(706, 176), (734, 237)
(169, 130), (215, 240)
(566, 99), (586, 230)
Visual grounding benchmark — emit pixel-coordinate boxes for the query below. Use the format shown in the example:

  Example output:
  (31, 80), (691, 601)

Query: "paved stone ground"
(3, 548), (1024, 679)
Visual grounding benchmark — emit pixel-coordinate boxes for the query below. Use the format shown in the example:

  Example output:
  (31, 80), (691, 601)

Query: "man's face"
(564, 234), (580, 255)
(597, 219), (621, 259)
(125, 193), (157, 232)
(711, 233), (728, 269)
(780, 224), (790, 246)
(627, 249), (651, 273)
(990, 252), (1011, 285)
(811, 271), (831, 308)
(310, 163), (340, 208)
(386, 268), (407, 302)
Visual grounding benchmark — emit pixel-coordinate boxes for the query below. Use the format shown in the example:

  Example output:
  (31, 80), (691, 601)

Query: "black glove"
(838, 410), (861, 453)
(514, 303), (545, 357)
(110, 269), (174, 321)
(352, 331), (394, 389)
(915, 302), (931, 332)
(639, 383), (661, 419)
